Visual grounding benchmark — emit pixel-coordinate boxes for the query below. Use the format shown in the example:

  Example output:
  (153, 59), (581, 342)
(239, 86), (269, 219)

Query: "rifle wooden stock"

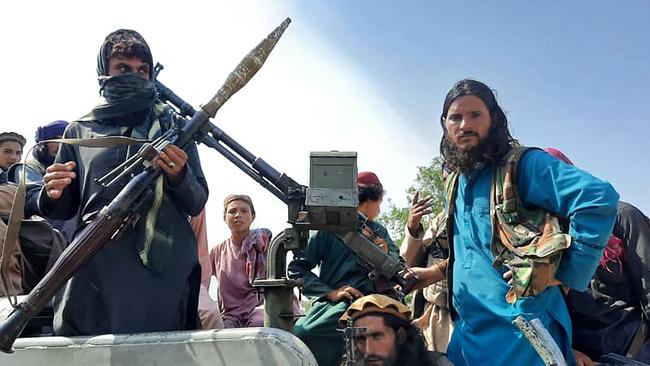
(0, 170), (157, 353)
(0, 18), (292, 353)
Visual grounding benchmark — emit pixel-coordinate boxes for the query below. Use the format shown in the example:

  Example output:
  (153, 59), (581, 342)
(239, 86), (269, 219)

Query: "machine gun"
(0, 18), (291, 354)
(0, 14), (418, 351)
(155, 77), (418, 331)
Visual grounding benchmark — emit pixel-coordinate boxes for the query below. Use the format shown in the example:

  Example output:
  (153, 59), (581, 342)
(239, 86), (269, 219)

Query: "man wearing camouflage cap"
(289, 171), (404, 366)
(339, 294), (452, 365)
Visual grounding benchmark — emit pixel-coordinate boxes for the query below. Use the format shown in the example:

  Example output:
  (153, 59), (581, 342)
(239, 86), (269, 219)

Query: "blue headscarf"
(35, 120), (68, 142)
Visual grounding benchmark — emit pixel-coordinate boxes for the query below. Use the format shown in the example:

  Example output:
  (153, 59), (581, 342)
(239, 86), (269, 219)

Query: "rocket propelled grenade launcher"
(0, 18), (291, 354)
(156, 37), (417, 319)
(174, 17), (292, 148)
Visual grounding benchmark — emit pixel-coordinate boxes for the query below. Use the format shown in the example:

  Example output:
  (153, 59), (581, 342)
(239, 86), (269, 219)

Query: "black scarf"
(79, 73), (156, 123)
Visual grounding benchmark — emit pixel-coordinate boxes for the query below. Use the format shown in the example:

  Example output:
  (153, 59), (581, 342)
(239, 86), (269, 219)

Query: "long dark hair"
(439, 79), (517, 171)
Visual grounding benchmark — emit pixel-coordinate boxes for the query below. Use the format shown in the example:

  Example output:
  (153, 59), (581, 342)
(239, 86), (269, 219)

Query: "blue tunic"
(447, 149), (619, 366)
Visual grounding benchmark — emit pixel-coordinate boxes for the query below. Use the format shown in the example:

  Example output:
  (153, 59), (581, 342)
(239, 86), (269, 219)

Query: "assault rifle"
(334, 213), (416, 297)
(0, 18), (291, 353)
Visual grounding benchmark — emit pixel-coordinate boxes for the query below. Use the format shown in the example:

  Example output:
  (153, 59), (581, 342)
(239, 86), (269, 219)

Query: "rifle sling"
(0, 136), (149, 307)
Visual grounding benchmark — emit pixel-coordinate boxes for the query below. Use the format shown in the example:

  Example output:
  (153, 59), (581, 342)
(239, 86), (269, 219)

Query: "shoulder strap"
(492, 146), (532, 223)
(443, 170), (459, 319)
(0, 136), (151, 306)
(443, 171), (459, 217)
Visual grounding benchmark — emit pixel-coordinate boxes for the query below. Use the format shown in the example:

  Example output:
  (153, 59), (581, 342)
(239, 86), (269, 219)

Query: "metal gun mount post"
(156, 74), (412, 330)
(155, 76), (352, 332)
(252, 151), (358, 331)
(342, 318), (368, 366)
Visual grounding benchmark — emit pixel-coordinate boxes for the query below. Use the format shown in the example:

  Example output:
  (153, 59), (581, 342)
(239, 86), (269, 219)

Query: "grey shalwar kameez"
(38, 101), (208, 335)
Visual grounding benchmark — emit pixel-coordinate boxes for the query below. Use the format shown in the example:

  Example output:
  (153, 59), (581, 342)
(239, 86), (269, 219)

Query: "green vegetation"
(379, 157), (446, 245)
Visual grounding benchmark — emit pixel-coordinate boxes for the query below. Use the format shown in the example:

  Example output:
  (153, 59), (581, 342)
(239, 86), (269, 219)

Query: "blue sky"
(291, 1), (650, 214)
(1, 1), (648, 242)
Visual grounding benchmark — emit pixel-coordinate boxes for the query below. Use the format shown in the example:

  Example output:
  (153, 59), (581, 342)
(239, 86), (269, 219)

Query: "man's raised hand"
(407, 191), (433, 236)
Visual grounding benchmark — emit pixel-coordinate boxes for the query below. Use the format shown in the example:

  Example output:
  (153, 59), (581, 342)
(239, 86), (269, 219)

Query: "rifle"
(340, 318), (367, 366)
(0, 18), (291, 354)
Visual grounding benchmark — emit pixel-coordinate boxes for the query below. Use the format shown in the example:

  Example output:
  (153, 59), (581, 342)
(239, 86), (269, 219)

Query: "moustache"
(364, 355), (389, 364)
(458, 131), (478, 138)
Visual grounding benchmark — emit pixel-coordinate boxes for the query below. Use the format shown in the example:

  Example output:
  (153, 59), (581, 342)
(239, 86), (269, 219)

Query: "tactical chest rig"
(444, 147), (571, 306)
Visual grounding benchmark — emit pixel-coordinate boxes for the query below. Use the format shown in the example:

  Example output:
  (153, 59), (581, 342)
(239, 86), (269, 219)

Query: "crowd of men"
(0, 28), (649, 366)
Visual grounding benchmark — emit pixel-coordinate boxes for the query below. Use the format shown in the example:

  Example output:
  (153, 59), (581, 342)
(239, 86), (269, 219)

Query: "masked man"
(35, 29), (208, 335)
(24, 120), (69, 177)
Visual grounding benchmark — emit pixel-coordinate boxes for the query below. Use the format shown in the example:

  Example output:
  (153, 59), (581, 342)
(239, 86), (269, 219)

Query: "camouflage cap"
(0, 132), (26, 147)
(339, 294), (411, 327)
(97, 29), (154, 78)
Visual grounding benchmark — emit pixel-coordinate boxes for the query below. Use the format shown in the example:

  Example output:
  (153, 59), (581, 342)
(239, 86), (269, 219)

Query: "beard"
(33, 145), (56, 167)
(441, 133), (490, 173)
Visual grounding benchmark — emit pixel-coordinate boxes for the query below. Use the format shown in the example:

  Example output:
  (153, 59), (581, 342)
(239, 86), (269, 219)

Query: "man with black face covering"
(34, 29), (208, 336)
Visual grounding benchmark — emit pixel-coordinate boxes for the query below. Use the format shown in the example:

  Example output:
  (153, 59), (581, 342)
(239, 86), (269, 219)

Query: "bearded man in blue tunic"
(439, 79), (618, 365)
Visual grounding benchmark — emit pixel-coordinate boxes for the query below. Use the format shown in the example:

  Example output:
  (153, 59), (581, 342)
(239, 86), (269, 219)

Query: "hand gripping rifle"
(332, 213), (417, 302)
(0, 18), (291, 354)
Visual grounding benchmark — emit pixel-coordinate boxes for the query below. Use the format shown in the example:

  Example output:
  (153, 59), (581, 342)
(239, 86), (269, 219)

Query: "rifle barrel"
(0, 19), (293, 352)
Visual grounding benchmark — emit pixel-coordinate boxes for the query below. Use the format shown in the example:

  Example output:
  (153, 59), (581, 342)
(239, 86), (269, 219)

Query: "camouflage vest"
(445, 147), (571, 304)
